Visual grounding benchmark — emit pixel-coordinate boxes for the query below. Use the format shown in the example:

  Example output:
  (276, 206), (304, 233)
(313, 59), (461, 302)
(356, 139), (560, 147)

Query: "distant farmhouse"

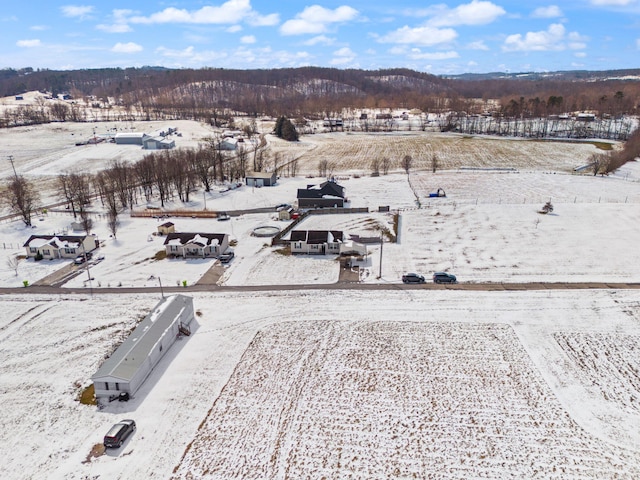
(245, 171), (277, 187)
(163, 232), (229, 258)
(297, 180), (346, 208)
(92, 294), (195, 403)
(23, 234), (98, 260)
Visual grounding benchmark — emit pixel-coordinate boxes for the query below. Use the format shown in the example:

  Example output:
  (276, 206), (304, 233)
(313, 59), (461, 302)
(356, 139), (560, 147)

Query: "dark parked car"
(402, 273), (426, 284)
(433, 272), (457, 284)
(219, 251), (235, 263)
(103, 419), (136, 449)
(74, 251), (92, 265)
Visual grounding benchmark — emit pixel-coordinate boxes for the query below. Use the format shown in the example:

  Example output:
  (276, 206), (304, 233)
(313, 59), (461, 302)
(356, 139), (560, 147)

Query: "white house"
(289, 230), (344, 255)
(92, 294), (195, 403)
(23, 234), (98, 260)
(163, 232), (229, 258)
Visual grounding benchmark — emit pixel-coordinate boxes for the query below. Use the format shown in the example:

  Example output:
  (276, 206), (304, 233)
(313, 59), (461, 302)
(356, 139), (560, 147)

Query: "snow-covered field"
(1, 118), (640, 479)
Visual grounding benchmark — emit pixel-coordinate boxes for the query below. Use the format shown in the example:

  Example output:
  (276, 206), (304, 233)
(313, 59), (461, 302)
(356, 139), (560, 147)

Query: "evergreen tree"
(273, 116), (285, 137)
(281, 118), (299, 141)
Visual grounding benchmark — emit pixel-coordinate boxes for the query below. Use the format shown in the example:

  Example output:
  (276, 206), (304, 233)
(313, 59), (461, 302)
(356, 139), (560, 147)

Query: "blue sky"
(1, 0), (639, 74)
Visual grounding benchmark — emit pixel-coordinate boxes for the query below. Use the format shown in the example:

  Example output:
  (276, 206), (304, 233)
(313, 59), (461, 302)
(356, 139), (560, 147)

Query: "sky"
(1, 0), (639, 75)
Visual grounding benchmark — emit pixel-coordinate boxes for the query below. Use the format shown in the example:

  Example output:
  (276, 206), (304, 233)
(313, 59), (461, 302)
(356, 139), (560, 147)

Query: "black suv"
(433, 272), (457, 284)
(103, 419), (136, 448)
(402, 273), (426, 284)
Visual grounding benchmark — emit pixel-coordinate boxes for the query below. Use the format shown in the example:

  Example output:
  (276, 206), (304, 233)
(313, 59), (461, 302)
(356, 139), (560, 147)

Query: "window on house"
(115, 382), (120, 391)
(105, 383), (109, 391)
(30, 247), (37, 254)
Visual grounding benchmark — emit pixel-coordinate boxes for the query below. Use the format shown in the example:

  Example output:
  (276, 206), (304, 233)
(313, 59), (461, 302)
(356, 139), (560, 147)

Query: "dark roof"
(296, 180), (345, 200)
(159, 222), (174, 228)
(290, 231), (307, 242)
(290, 230), (343, 244)
(163, 232), (227, 247)
(23, 234), (88, 248)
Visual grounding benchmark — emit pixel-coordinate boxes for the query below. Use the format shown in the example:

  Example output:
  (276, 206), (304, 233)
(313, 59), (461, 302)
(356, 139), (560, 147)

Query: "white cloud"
(467, 40), (489, 50)
(416, 0), (506, 27)
(590, 0), (636, 5)
(502, 23), (587, 52)
(111, 42), (143, 53)
(330, 46), (356, 65)
(303, 35), (335, 46)
(227, 25), (242, 33)
(156, 46), (197, 58)
(97, 23), (132, 33)
(240, 35), (256, 44)
(60, 5), (95, 19)
(246, 13), (279, 27)
(377, 26), (458, 46)
(574, 52), (587, 57)
(531, 6), (563, 18)
(30, 25), (49, 31)
(130, 0), (277, 26)
(97, 9), (134, 33)
(408, 49), (459, 60)
(16, 39), (42, 47)
(280, 5), (358, 35)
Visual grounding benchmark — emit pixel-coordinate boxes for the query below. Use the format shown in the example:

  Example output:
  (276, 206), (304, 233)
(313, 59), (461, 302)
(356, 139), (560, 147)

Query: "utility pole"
(8, 155), (18, 180)
(378, 233), (383, 278)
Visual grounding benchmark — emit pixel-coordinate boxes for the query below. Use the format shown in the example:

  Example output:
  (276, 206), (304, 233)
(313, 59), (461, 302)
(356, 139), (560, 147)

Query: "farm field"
(3, 289), (640, 480)
(285, 131), (605, 175)
(1, 118), (640, 479)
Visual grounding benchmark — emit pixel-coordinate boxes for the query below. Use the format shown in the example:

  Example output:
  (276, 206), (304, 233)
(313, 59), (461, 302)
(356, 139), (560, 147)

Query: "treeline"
(1, 66), (639, 124)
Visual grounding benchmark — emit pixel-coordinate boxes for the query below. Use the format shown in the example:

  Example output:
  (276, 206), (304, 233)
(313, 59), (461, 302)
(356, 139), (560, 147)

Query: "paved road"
(2, 281), (640, 296)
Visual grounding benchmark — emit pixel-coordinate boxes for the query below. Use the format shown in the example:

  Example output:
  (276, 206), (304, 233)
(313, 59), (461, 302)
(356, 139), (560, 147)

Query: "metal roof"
(92, 295), (193, 383)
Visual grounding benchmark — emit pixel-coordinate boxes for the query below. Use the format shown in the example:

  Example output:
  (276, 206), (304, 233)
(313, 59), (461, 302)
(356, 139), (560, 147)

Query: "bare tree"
(401, 155), (413, 175)
(2, 175), (40, 226)
(588, 152), (611, 176)
(431, 152), (439, 173)
(318, 159), (330, 178)
(381, 157), (391, 175)
(371, 158), (380, 176)
(107, 210), (120, 239)
(6, 255), (21, 276)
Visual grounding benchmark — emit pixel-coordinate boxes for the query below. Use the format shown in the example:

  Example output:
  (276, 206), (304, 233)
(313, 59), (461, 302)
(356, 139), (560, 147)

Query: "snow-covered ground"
(3, 290), (640, 479)
(2, 120), (640, 479)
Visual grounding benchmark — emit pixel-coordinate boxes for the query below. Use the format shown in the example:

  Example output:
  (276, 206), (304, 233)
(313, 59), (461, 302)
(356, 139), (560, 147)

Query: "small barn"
(143, 136), (175, 150)
(278, 207), (295, 220)
(157, 222), (175, 235)
(246, 171), (277, 187)
(91, 294), (195, 403)
(115, 132), (149, 145)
